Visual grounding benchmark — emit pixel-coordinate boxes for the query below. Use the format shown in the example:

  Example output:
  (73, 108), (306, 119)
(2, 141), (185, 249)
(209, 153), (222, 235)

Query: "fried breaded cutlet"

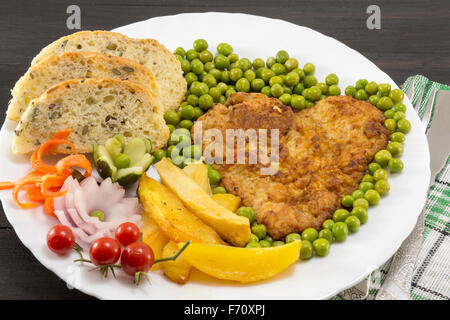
(195, 93), (389, 239)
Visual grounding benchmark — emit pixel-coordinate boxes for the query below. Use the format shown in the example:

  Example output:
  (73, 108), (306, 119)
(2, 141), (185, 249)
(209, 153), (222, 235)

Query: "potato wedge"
(142, 208), (168, 270)
(183, 163), (211, 195)
(155, 158), (251, 247)
(179, 240), (301, 283)
(161, 241), (192, 284)
(138, 174), (226, 245)
(211, 193), (241, 212)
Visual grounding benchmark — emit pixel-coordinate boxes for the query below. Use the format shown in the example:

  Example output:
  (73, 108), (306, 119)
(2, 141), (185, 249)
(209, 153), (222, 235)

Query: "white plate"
(0, 12), (430, 300)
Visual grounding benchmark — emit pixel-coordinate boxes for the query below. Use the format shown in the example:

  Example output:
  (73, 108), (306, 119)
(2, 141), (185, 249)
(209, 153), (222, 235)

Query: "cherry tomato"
(47, 225), (75, 255)
(89, 237), (121, 266)
(120, 242), (154, 276)
(115, 222), (140, 246)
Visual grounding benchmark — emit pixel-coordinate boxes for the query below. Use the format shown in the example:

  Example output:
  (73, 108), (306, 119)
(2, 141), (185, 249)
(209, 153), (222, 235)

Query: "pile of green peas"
(153, 39), (412, 260)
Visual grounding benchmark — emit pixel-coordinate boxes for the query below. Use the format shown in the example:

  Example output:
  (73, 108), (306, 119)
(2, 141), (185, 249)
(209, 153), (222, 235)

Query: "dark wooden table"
(0, 0), (448, 299)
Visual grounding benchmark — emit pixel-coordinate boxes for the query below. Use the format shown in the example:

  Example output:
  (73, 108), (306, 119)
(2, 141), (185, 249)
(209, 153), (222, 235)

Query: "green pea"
(272, 240), (285, 247)
(186, 49), (199, 61)
(303, 63), (315, 75)
(375, 179), (390, 196)
(389, 89), (404, 103)
(198, 94), (214, 109)
(345, 85), (357, 97)
(359, 181), (374, 193)
(368, 162), (382, 175)
(185, 72), (198, 86)
(258, 240), (271, 248)
(352, 190), (365, 200)
(204, 61), (215, 73)
(355, 89), (368, 100)
(393, 111), (406, 122)
(260, 86), (272, 97)
(387, 141), (404, 157)
(269, 76), (283, 86)
(260, 69), (275, 82)
(328, 85), (341, 96)
(236, 78), (250, 92)
(293, 83), (305, 95)
(302, 227), (319, 242)
(227, 53), (238, 64)
(299, 240), (313, 259)
(313, 238), (330, 257)
(322, 219), (334, 230)
(345, 215), (360, 233)
(114, 153), (130, 169)
(236, 206), (256, 223)
(264, 235), (273, 244)
(276, 50), (289, 64)
(284, 58), (299, 71)
(193, 39), (208, 52)
(180, 60), (191, 74)
(185, 95), (198, 108)
(355, 79), (368, 90)
(208, 168), (221, 185)
(324, 73), (338, 86)
(248, 234), (259, 243)
(353, 198), (369, 210)
(252, 58), (265, 69)
(351, 206), (368, 224)
(174, 47), (186, 57)
(364, 189), (381, 206)
(384, 109), (395, 119)
(375, 150), (393, 167)
(244, 69), (256, 82)
(153, 149), (166, 163)
(333, 208), (351, 222)
(221, 70), (231, 83)
(190, 81), (209, 96)
(365, 81), (378, 95)
(285, 232), (301, 243)
(397, 119), (411, 134)
(230, 68), (243, 82)
(271, 63), (286, 75)
(308, 86), (322, 101)
(285, 72), (300, 86)
(341, 195), (354, 208)
(378, 83), (391, 96)
(167, 124), (176, 133)
(164, 110), (180, 125)
(394, 103), (407, 112)
(214, 54), (229, 70)
(270, 83), (284, 98)
(199, 50), (213, 63)
(318, 228), (333, 243)
(246, 242), (261, 248)
(292, 68), (305, 80)
(384, 119), (397, 132)
(251, 224), (267, 240)
(316, 82), (328, 95)
(203, 74), (217, 88)
(373, 168), (388, 181)
(369, 95), (381, 106)
(362, 174), (374, 183)
(190, 59), (204, 75)
(266, 57), (276, 68)
(209, 87), (222, 102)
(279, 93), (291, 105)
(305, 100), (315, 108)
(179, 105), (195, 120)
(179, 119), (193, 130)
(332, 222), (348, 242)
(391, 132), (406, 143)
(303, 75), (318, 88)
(216, 42), (233, 56)
(251, 79), (265, 92)
(388, 158), (404, 173)
(90, 210), (105, 221)
(291, 95), (306, 110)
(377, 96), (394, 111)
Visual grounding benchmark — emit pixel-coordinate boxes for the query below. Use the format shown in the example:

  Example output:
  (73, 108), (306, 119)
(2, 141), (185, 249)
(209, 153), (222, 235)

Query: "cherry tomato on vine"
(47, 225), (75, 255)
(115, 222), (140, 246)
(120, 242), (154, 276)
(89, 237), (121, 266)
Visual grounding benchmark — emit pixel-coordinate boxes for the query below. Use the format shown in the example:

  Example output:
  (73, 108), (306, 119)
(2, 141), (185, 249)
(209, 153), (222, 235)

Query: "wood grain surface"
(0, 0), (448, 299)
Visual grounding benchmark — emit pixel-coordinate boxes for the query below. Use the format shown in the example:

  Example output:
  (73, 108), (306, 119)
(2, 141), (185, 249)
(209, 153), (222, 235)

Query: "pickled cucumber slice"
(105, 137), (123, 159)
(115, 166), (143, 186)
(94, 144), (117, 180)
(133, 153), (154, 172)
(124, 138), (147, 166)
(143, 138), (152, 154)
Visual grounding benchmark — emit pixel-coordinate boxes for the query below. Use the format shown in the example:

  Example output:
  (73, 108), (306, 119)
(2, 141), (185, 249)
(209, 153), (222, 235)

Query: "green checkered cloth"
(334, 75), (450, 300)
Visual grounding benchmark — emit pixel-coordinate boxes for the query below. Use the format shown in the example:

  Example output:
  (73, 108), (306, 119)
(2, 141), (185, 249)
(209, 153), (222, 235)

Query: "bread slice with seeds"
(31, 30), (186, 112)
(7, 51), (160, 121)
(12, 78), (169, 154)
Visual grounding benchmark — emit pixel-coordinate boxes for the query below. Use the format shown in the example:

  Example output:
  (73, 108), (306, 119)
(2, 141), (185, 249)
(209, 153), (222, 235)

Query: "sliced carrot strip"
(0, 182), (15, 190)
(56, 154), (92, 177)
(44, 197), (55, 217)
(31, 139), (77, 173)
(12, 176), (42, 209)
(25, 185), (46, 203)
(50, 129), (71, 140)
(40, 175), (68, 197)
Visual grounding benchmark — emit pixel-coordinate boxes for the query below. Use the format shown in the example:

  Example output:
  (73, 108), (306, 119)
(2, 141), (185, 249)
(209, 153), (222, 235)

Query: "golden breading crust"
(196, 93), (389, 239)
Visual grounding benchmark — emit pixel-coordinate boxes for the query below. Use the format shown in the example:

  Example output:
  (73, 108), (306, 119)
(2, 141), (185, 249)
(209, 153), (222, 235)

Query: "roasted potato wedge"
(161, 241), (192, 284)
(138, 174), (226, 245)
(155, 158), (251, 247)
(211, 193), (241, 212)
(183, 163), (211, 195)
(179, 240), (301, 283)
(141, 207), (168, 270)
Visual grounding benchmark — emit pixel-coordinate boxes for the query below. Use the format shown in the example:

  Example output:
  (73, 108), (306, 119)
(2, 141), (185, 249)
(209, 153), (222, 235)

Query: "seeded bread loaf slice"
(7, 51), (160, 121)
(12, 78), (169, 155)
(31, 30), (186, 112)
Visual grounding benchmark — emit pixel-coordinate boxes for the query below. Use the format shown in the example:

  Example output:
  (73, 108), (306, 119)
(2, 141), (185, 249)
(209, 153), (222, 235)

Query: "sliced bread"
(31, 30), (186, 112)
(7, 51), (160, 121)
(12, 78), (169, 154)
